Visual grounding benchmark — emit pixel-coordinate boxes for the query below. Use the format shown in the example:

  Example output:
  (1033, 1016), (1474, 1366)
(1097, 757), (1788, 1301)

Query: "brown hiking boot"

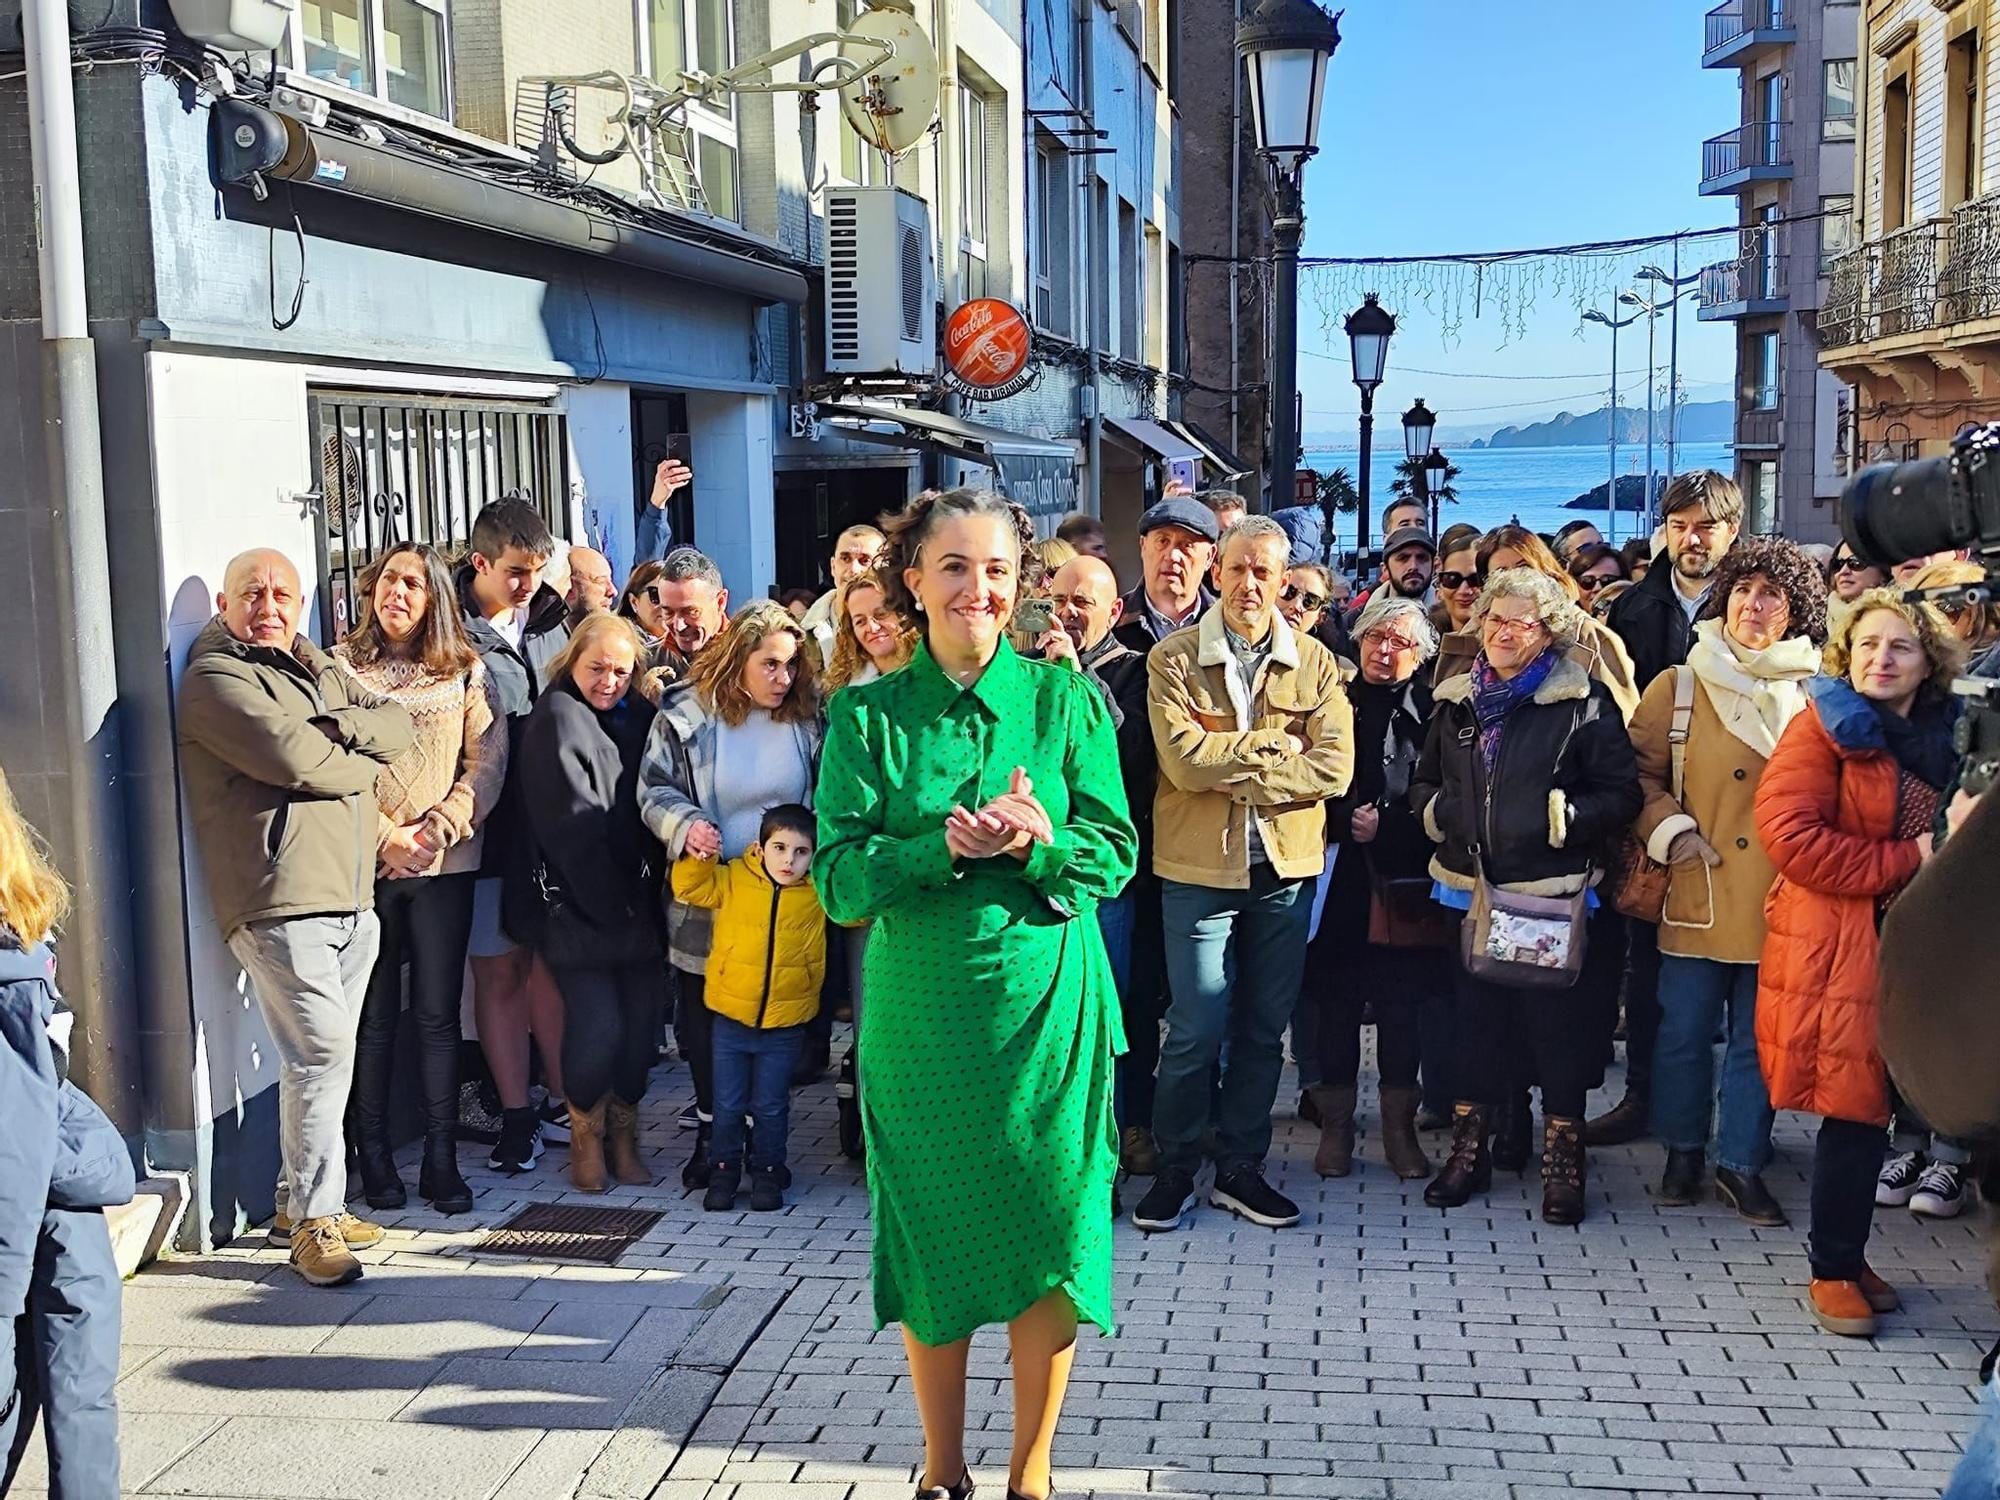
(1809, 1278), (1877, 1337)
(1119, 1124), (1160, 1176)
(1310, 1084), (1357, 1177)
(1541, 1116), (1586, 1226)
(568, 1100), (609, 1193)
(1424, 1102), (1490, 1208)
(605, 1098), (652, 1186)
(1378, 1086), (1432, 1180)
(268, 1210), (385, 1249)
(290, 1216), (363, 1287)
(1583, 1089), (1648, 1147)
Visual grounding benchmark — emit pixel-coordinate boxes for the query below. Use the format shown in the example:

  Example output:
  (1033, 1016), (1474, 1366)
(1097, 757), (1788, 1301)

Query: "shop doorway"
(632, 391), (696, 551)
(773, 468), (912, 594)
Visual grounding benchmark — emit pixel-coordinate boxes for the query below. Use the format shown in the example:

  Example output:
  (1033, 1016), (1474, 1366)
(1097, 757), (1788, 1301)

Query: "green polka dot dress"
(815, 638), (1138, 1347)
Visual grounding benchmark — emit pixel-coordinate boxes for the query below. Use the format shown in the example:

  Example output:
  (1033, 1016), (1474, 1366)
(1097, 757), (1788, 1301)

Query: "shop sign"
(992, 451), (1076, 525)
(943, 299), (1035, 399)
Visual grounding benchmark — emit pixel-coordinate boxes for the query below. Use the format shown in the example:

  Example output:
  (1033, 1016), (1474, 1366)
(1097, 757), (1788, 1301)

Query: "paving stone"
(141, 1415), (542, 1497)
(392, 1355), (659, 1428)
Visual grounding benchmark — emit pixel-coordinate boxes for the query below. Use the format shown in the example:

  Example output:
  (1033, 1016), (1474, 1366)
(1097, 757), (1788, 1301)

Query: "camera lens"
(1840, 456), (1972, 568)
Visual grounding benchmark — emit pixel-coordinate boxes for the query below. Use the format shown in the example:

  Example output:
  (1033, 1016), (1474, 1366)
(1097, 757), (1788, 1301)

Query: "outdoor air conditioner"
(824, 186), (936, 377)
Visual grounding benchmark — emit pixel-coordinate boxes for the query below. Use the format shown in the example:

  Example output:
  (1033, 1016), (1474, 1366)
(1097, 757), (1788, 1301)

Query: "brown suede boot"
(568, 1101), (609, 1194)
(1310, 1084), (1358, 1177)
(605, 1098), (652, 1186)
(1378, 1086), (1432, 1180)
(1541, 1116), (1586, 1226)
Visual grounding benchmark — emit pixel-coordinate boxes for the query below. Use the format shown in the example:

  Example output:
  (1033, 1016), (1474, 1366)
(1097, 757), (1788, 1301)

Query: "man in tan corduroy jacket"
(1131, 516), (1354, 1237)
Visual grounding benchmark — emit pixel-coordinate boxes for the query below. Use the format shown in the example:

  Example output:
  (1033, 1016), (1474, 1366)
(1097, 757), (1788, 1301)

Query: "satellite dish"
(839, 8), (939, 157)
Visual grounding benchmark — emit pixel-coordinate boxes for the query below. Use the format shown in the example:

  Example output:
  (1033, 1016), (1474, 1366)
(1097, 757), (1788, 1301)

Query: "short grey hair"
(1469, 566), (1584, 649)
(1218, 513), (1288, 558)
(1350, 595), (1441, 662)
(658, 546), (724, 590)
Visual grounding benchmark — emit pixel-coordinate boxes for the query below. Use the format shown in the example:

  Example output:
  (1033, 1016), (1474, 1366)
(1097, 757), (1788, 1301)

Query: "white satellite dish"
(839, 8), (939, 158)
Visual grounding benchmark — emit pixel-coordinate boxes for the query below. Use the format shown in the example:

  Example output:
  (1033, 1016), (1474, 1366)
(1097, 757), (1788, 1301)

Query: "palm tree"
(1316, 467), (1358, 565)
(1388, 453), (1462, 510)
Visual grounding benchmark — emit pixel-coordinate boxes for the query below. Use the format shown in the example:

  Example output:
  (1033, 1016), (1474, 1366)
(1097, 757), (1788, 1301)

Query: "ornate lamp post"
(1401, 396), (1436, 536)
(1238, 0), (1341, 518)
(1344, 293), (1395, 558)
(1424, 448), (1452, 536)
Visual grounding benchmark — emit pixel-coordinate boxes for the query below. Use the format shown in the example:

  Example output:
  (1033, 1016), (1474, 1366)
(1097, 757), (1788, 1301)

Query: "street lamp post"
(1346, 293), (1395, 560)
(1637, 257), (1700, 485)
(1618, 288), (1664, 526)
(1424, 448), (1451, 536)
(1582, 306), (1641, 542)
(1401, 395), (1436, 532)
(1238, 0), (1341, 522)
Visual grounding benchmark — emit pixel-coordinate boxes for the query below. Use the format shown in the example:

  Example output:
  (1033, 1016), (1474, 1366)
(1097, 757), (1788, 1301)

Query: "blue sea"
(1299, 440), (1734, 553)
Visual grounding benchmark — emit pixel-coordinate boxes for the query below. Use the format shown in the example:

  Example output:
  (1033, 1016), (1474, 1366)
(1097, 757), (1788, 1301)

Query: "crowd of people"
(4, 457), (1993, 1500)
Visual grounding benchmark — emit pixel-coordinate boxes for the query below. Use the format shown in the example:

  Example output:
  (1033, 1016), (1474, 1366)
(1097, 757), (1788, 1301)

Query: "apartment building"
(1696, 0), (1860, 537)
(1817, 0), (2000, 464)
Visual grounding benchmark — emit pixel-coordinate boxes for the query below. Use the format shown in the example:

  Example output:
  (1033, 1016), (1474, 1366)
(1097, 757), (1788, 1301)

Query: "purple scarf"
(1468, 648), (1559, 771)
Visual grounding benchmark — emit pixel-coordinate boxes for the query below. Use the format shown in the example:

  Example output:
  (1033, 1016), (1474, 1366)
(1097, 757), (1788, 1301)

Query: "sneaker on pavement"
(1131, 1168), (1197, 1233)
(268, 1210), (385, 1248)
(677, 1102), (706, 1132)
(1910, 1159), (1968, 1218)
(703, 1162), (741, 1212)
(1210, 1166), (1301, 1229)
(748, 1167), (785, 1212)
(1807, 1277), (1876, 1337)
(1876, 1149), (1924, 1207)
(536, 1096), (571, 1145)
(290, 1216), (364, 1287)
(488, 1107), (543, 1174)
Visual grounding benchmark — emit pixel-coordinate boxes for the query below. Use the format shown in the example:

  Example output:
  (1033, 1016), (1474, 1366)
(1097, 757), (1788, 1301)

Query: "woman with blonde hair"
(823, 568), (917, 694)
(639, 602), (823, 1187)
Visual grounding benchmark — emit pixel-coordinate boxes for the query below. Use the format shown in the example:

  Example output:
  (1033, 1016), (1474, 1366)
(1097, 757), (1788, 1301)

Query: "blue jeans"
(1946, 1369), (2000, 1500)
(710, 1015), (805, 1173)
(1153, 867), (1313, 1174)
(1649, 954), (1774, 1175)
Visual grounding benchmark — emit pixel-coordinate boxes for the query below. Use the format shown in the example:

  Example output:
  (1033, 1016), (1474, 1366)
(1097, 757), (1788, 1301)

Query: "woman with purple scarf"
(1410, 568), (1642, 1225)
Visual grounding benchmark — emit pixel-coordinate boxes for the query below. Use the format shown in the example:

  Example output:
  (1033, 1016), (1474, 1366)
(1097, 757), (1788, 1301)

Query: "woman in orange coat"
(1755, 588), (1962, 1338)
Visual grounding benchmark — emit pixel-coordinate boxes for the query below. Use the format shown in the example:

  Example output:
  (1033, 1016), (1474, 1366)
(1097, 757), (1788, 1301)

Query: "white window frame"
(635, 0), (741, 221)
(1033, 142), (1060, 331)
(959, 81), (990, 266)
(279, 0), (453, 121)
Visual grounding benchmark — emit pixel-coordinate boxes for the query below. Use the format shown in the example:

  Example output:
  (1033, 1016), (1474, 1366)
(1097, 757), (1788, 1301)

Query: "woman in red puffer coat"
(1755, 589), (1962, 1340)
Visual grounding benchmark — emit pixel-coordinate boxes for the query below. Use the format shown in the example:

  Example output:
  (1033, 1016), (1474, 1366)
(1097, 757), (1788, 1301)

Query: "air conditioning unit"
(824, 186), (936, 377)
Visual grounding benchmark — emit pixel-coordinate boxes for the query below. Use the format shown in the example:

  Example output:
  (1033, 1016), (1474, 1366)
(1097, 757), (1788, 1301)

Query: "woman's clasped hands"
(946, 766), (1054, 862)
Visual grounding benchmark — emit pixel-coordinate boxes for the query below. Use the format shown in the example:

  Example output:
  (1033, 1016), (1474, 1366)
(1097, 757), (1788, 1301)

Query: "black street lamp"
(1238, 0), (1341, 517)
(1401, 396), (1436, 535)
(1344, 292), (1394, 558)
(1424, 448), (1452, 536)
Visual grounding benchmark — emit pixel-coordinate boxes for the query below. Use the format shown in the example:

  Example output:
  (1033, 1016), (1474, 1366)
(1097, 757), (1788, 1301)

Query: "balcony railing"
(1940, 193), (2000, 325)
(1814, 197), (2000, 351)
(1874, 221), (1944, 337)
(1701, 121), (1791, 192)
(1699, 232), (1787, 318)
(1817, 244), (1870, 347)
(1703, 1), (1794, 62)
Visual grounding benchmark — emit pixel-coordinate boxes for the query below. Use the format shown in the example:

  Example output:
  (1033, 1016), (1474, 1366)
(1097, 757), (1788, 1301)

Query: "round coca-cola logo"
(943, 299), (1035, 397)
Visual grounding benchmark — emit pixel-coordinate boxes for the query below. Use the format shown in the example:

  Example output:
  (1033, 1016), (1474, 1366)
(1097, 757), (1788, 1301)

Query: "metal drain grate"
(476, 1204), (664, 1263)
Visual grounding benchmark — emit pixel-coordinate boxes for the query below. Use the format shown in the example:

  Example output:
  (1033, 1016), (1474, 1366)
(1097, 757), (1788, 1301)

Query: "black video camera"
(1839, 421), (2000, 797)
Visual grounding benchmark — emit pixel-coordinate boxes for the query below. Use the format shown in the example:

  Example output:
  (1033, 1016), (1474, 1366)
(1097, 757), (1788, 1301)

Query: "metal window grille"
(307, 391), (570, 645)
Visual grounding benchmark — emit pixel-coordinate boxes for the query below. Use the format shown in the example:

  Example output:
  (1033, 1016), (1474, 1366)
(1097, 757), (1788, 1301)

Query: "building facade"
(1817, 0), (2000, 464)
(1696, 0), (1860, 537)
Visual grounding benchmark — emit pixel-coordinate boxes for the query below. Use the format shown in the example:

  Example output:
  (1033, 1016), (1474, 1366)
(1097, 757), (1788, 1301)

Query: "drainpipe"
(1228, 0), (1243, 494)
(1082, 5), (1103, 517)
(22, 0), (140, 1126)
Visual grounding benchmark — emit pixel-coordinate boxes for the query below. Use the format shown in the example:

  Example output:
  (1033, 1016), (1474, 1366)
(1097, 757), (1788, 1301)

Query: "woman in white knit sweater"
(335, 543), (508, 1214)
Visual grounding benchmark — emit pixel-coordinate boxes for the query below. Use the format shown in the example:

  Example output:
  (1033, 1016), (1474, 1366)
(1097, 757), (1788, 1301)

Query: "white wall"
(562, 381), (636, 569)
(688, 391), (777, 602)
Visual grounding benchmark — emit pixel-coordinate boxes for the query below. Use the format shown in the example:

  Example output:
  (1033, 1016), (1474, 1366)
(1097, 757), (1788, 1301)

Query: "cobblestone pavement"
(39, 1041), (1996, 1499)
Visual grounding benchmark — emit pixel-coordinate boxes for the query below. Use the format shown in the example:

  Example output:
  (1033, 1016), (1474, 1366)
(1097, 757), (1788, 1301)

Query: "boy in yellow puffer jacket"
(670, 803), (825, 1211)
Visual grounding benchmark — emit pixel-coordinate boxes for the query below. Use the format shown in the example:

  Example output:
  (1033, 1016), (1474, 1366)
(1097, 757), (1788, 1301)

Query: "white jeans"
(227, 911), (380, 1223)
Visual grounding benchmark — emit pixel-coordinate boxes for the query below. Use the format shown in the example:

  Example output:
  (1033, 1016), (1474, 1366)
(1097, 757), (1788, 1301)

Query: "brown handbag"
(1611, 666), (1696, 923)
(1368, 868), (1454, 949)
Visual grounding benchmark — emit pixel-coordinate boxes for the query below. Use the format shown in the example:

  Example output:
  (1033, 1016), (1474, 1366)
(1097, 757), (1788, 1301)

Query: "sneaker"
(703, 1161), (741, 1212)
(1119, 1124), (1160, 1177)
(747, 1167), (785, 1212)
(488, 1107), (543, 1174)
(1210, 1166), (1301, 1229)
(1807, 1277), (1876, 1337)
(1910, 1159), (1968, 1218)
(1131, 1168), (1198, 1233)
(1876, 1149), (1924, 1207)
(290, 1216), (364, 1287)
(456, 1078), (504, 1145)
(536, 1096), (571, 1145)
(677, 1102), (706, 1132)
(268, 1210), (385, 1249)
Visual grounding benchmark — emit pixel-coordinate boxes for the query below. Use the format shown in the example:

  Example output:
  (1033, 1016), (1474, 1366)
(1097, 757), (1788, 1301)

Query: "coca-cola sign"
(943, 299), (1036, 399)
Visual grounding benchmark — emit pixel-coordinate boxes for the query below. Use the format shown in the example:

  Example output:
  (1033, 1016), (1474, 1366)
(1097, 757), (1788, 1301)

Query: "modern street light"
(1344, 292), (1395, 559)
(1617, 288), (1666, 528)
(1582, 306), (1642, 543)
(1638, 256), (1701, 485)
(1400, 395), (1436, 533)
(1238, 0), (1341, 522)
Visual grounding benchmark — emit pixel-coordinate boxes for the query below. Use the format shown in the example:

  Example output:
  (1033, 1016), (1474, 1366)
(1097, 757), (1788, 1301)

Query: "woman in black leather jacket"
(1411, 569), (1641, 1226)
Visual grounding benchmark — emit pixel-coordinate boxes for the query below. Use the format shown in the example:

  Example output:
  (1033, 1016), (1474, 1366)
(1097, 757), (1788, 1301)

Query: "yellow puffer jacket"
(669, 849), (826, 1029)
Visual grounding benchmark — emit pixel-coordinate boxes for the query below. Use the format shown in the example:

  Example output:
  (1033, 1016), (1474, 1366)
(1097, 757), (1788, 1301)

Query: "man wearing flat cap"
(1114, 496), (1221, 656)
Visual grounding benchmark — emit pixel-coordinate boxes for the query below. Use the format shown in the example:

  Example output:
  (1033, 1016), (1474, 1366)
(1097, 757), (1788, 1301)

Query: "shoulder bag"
(1610, 665), (1695, 924)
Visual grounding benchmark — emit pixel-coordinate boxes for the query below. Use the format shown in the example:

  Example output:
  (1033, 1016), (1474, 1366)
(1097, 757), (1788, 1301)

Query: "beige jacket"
(1147, 605), (1355, 888)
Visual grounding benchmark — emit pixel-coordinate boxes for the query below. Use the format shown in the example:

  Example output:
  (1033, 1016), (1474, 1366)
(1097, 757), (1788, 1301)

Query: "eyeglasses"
(1360, 630), (1421, 654)
(1576, 573), (1615, 592)
(1280, 584), (1328, 612)
(1438, 571), (1484, 592)
(1831, 555), (1866, 573)
(1484, 615), (1548, 641)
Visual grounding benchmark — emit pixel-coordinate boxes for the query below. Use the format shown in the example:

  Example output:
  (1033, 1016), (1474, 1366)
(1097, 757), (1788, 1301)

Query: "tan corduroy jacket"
(1147, 605), (1355, 888)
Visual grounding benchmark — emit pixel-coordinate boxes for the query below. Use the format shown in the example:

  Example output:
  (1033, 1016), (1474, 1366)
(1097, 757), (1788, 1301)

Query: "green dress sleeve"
(814, 689), (957, 924)
(1021, 670), (1138, 917)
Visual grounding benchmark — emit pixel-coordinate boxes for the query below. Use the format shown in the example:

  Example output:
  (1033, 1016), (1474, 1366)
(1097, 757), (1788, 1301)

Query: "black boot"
(681, 1122), (713, 1192)
(1490, 1091), (1533, 1175)
(356, 1139), (406, 1211)
(418, 1128), (473, 1214)
(1424, 1102), (1491, 1209)
(1541, 1117), (1586, 1226)
(1657, 1147), (1704, 1207)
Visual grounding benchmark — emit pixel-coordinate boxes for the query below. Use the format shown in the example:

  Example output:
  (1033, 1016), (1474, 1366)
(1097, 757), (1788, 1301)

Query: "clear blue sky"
(1292, 0), (1741, 445)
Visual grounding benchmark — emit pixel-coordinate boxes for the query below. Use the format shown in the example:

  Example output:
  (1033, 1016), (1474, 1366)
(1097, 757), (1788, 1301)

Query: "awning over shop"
(817, 400), (1078, 524)
(1101, 415), (1203, 493)
(1162, 418), (1252, 482)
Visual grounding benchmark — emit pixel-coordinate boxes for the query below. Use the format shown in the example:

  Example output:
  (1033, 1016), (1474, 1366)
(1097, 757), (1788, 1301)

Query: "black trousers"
(673, 967), (714, 1114)
(1120, 872), (1168, 1126)
(1448, 918), (1599, 1121)
(553, 959), (664, 1110)
(352, 873), (475, 1145)
(1809, 1115), (1885, 1281)
(1306, 925), (1436, 1093)
(1621, 919), (1663, 1099)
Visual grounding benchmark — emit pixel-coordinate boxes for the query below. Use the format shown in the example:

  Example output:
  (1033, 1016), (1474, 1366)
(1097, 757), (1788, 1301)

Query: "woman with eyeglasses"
(1907, 558), (2000, 653)
(1567, 542), (1629, 599)
(1279, 562), (1347, 657)
(1434, 524), (1485, 638)
(1827, 543), (1890, 604)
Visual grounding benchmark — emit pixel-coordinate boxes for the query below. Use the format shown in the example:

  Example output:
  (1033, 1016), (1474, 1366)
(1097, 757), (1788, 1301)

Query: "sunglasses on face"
(1576, 573), (1614, 592)
(1438, 571), (1483, 591)
(1280, 583), (1327, 612)
(1831, 555), (1865, 573)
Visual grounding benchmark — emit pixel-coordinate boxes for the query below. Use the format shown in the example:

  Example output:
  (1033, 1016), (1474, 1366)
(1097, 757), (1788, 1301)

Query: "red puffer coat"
(1754, 678), (1927, 1127)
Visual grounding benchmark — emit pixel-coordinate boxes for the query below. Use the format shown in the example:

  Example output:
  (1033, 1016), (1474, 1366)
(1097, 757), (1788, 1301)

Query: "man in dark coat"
(1113, 496), (1219, 656)
(1589, 469), (1743, 1147)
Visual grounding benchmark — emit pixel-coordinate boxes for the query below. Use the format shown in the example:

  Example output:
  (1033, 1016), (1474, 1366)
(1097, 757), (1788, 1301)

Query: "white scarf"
(1684, 617), (1818, 759)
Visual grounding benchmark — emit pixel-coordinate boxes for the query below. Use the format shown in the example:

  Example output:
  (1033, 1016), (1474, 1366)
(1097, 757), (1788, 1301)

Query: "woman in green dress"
(816, 488), (1138, 1500)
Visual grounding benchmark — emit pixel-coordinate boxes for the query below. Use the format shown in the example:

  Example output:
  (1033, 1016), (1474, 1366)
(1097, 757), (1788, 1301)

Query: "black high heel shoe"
(914, 1469), (974, 1500)
(1006, 1488), (1054, 1500)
